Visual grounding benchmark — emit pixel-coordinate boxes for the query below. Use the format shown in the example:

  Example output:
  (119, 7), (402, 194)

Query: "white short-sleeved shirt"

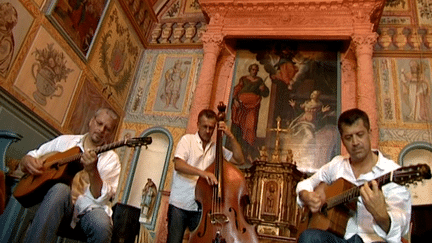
(296, 150), (411, 243)
(169, 133), (233, 211)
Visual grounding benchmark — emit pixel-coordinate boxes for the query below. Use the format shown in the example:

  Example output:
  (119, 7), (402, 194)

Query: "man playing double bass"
(167, 109), (245, 243)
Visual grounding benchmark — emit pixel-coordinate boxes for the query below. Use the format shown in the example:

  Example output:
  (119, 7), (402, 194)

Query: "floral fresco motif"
(31, 43), (74, 105)
(13, 27), (81, 125)
(89, 2), (142, 105)
(416, 0), (432, 25)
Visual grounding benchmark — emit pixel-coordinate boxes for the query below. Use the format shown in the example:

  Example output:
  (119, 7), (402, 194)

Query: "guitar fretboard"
(326, 172), (394, 209)
(55, 139), (130, 167)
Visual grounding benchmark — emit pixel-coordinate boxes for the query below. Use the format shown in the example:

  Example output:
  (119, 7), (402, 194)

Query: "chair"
(111, 203), (141, 243)
(0, 130), (22, 214)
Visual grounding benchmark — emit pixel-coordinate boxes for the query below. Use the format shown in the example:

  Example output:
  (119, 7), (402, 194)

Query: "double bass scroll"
(189, 102), (259, 243)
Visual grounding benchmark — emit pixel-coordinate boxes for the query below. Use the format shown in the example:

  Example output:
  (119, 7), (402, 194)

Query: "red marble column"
(212, 53), (236, 107)
(341, 50), (357, 112)
(352, 33), (379, 148)
(186, 32), (224, 133)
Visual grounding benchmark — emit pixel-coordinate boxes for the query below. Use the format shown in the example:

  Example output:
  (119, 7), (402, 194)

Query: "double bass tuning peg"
(217, 102), (227, 121)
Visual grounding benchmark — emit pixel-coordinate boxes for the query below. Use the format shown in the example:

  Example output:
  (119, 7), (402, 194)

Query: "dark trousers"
(298, 229), (387, 243)
(298, 229), (364, 243)
(166, 204), (201, 243)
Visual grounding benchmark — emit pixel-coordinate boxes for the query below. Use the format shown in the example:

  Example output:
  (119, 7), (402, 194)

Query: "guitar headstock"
(393, 164), (432, 186)
(125, 137), (152, 148)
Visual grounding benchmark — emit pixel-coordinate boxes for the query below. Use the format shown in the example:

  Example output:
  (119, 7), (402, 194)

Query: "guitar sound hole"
(321, 203), (328, 215)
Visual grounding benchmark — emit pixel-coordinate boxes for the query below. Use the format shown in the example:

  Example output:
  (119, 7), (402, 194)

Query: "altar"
(241, 118), (307, 241)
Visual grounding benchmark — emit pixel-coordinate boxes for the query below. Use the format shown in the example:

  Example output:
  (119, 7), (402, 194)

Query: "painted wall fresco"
(88, 1), (143, 107)
(124, 49), (203, 128)
(13, 26), (81, 126)
(45, 0), (110, 59)
(66, 79), (120, 142)
(0, 0), (33, 78)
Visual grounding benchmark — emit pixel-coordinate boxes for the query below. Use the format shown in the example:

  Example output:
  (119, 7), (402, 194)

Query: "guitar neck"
(94, 139), (128, 154)
(55, 139), (128, 167)
(326, 173), (392, 209)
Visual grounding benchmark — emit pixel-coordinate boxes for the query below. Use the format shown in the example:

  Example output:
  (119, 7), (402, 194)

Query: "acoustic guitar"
(296, 163), (431, 239)
(13, 137), (152, 208)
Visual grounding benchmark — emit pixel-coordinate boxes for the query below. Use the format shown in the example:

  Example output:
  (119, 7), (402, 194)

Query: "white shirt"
(296, 150), (411, 243)
(26, 134), (121, 225)
(169, 133), (233, 211)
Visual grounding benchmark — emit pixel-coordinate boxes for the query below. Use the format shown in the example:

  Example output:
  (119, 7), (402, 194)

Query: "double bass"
(189, 103), (259, 243)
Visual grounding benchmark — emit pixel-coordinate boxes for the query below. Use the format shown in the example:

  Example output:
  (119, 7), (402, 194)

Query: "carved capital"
(351, 33), (378, 56)
(202, 32), (224, 55)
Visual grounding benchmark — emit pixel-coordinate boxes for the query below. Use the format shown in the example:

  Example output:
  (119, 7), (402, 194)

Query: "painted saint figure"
(161, 60), (187, 109)
(400, 60), (431, 122)
(288, 90), (331, 144)
(231, 63), (270, 162)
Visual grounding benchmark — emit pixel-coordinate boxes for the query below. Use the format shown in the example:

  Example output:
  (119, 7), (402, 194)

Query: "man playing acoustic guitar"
(296, 108), (411, 243)
(19, 108), (121, 243)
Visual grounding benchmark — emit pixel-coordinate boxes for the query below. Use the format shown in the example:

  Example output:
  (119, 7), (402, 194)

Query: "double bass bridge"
(210, 213), (229, 225)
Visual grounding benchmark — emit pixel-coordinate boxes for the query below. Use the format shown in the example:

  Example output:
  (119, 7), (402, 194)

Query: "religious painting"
(44, 0), (111, 60)
(88, 1), (143, 106)
(124, 49), (203, 128)
(0, 0), (33, 77)
(396, 58), (432, 123)
(13, 26), (81, 125)
(66, 79), (119, 142)
(227, 40), (340, 173)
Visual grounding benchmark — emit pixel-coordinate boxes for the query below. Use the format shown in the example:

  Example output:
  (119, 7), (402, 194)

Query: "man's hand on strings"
(21, 155), (44, 175)
(81, 150), (98, 173)
(218, 121), (235, 139)
(299, 190), (325, 213)
(360, 180), (390, 233)
(201, 171), (218, 186)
